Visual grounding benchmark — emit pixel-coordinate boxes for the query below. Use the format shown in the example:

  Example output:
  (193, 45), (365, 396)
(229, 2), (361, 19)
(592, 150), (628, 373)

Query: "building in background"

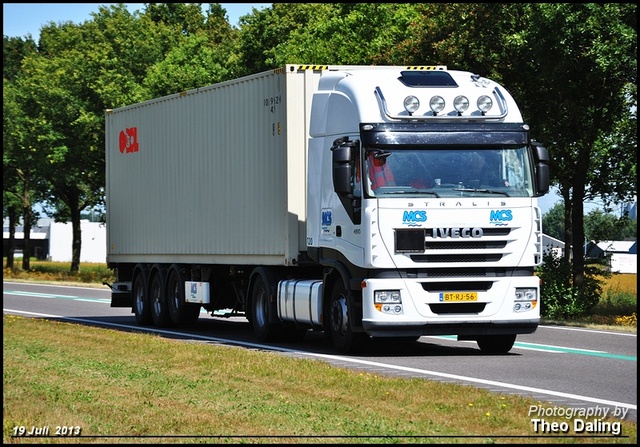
(585, 240), (637, 274)
(3, 218), (106, 263)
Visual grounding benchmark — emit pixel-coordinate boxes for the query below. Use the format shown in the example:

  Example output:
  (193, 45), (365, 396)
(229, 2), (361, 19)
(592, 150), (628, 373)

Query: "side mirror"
(331, 137), (357, 196)
(532, 142), (550, 195)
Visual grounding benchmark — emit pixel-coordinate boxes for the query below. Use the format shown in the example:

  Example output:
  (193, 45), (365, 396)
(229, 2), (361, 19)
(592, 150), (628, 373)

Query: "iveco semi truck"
(105, 64), (550, 354)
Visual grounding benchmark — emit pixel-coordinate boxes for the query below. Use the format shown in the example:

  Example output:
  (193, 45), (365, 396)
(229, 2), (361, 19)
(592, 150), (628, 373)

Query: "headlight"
(374, 290), (403, 314)
(374, 290), (401, 303)
(513, 287), (537, 312)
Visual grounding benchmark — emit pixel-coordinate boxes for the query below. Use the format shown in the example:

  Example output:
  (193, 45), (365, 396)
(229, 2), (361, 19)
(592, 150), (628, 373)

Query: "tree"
(542, 203), (565, 242)
(516, 4), (637, 295)
(584, 209), (637, 243)
(14, 5), (176, 273)
(3, 36), (42, 271)
(4, 4), (244, 272)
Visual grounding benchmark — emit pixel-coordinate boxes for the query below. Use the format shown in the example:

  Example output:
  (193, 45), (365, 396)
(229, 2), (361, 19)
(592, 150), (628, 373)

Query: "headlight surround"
(513, 287), (538, 312)
(374, 290), (403, 315)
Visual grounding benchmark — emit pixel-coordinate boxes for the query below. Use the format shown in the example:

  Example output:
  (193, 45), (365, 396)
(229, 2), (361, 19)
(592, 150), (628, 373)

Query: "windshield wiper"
(453, 188), (510, 197)
(376, 187), (441, 197)
(453, 187), (511, 196)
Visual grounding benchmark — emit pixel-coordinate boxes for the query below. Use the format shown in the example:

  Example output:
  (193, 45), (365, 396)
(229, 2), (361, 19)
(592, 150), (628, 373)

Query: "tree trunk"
(5, 209), (17, 270)
(571, 185), (587, 295)
(70, 206), (82, 274)
(21, 205), (32, 271)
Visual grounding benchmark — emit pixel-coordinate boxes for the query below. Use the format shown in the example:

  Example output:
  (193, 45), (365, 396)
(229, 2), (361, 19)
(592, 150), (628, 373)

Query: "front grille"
(396, 227), (512, 264)
(411, 254), (503, 263)
(424, 240), (506, 250)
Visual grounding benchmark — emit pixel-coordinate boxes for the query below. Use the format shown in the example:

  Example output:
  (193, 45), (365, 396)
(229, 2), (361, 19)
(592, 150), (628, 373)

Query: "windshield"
(364, 147), (534, 198)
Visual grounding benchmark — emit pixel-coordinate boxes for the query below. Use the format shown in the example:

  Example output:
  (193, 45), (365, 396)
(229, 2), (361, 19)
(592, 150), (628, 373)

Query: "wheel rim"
(168, 277), (179, 313)
(152, 279), (162, 316)
(134, 285), (144, 315)
(255, 288), (268, 329)
(330, 294), (349, 336)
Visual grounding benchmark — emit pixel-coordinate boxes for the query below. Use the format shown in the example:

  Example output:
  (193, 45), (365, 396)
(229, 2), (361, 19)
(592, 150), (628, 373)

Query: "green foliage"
(584, 209), (638, 242)
(543, 203), (637, 243)
(594, 291), (637, 318)
(542, 202), (565, 241)
(142, 33), (233, 97)
(537, 251), (604, 319)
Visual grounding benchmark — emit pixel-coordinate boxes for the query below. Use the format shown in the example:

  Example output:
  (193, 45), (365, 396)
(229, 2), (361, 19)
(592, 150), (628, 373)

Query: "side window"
(353, 151), (361, 198)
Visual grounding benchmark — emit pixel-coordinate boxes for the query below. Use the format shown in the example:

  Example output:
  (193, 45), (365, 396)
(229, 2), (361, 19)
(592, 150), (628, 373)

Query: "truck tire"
(476, 334), (516, 354)
(250, 274), (281, 342)
(166, 266), (200, 326)
(327, 279), (368, 354)
(132, 272), (152, 325)
(149, 268), (171, 328)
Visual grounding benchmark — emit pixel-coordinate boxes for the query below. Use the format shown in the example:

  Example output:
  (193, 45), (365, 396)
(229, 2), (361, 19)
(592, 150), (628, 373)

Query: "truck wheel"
(132, 272), (152, 325)
(327, 280), (367, 354)
(250, 274), (281, 342)
(150, 269), (171, 327)
(166, 266), (200, 326)
(476, 334), (516, 354)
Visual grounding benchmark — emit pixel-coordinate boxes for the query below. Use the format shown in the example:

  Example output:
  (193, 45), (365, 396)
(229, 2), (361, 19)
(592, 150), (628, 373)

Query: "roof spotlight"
(403, 96), (420, 115)
(429, 96), (445, 115)
(453, 95), (469, 114)
(477, 95), (493, 113)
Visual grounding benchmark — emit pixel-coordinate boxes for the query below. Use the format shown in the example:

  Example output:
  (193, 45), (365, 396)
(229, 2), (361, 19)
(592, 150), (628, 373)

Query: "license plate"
(439, 292), (478, 302)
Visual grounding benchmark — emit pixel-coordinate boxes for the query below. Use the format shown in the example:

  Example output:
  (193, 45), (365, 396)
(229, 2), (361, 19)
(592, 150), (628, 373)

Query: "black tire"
(476, 334), (516, 354)
(132, 271), (152, 325)
(166, 266), (200, 326)
(327, 279), (368, 354)
(250, 273), (282, 342)
(149, 268), (171, 328)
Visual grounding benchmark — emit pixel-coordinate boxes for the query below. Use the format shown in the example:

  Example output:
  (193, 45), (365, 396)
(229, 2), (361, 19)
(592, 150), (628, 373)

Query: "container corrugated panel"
(106, 66), (322, 265)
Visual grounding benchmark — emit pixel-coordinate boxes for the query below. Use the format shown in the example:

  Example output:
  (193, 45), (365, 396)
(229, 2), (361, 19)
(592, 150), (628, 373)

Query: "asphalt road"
(4, 280), (637, 425)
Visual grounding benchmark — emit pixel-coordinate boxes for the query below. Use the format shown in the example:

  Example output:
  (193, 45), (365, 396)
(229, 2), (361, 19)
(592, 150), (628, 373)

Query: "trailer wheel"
(166, 266), (200, 326)
(327, 280), (367, 354)
(250, 274), (281, 341)
(150, 268), (171, 328)
(132, 272), (152, 325)
(476, 334), (516, 354)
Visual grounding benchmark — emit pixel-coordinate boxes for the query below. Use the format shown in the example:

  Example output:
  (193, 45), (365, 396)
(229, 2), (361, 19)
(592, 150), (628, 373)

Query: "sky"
(2, 3), (269, 39)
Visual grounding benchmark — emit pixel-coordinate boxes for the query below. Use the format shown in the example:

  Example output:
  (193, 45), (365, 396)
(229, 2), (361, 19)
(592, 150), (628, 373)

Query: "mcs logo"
(321, 210), (332, 226)
(403, 210), (427, 225)
(490, 209), (513, 224)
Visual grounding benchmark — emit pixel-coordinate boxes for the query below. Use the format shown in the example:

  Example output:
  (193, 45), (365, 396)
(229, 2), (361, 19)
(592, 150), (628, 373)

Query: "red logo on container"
(119, 127), (139, 153)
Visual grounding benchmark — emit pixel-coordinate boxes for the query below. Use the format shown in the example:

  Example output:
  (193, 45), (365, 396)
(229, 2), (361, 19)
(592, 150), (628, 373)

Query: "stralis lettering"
(432, 227), (483, 238)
